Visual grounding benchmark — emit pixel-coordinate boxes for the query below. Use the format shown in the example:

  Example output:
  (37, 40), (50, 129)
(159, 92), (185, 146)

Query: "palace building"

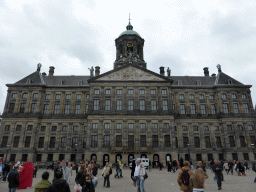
(0, 21), (256, 166)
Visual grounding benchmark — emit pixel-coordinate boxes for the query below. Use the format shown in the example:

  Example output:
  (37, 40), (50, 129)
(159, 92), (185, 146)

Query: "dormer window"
(78, 80), (83, 85)
(59, 80), (63, 85)
(228, 79), (232, 84)
(22, 93), (28, 99)
(196, 80), (201, 85)
(26, 78), (31, 84)
(178, 80), (182, 85)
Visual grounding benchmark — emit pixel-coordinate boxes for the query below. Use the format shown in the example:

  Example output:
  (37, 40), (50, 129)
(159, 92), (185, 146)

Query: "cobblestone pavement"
(0, 168), (255, 192)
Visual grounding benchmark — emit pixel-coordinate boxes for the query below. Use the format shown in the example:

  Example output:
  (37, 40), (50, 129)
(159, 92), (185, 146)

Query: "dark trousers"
(228, 167), (233, 174)
(215, 174), (222, 189)
(104, 175), (110, 187)
(33, 170), (38, 178)
(167, 166), (172, 172)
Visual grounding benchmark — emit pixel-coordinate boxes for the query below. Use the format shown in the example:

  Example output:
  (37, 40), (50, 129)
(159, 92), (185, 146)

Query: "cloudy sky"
(0, 0), (256, 112)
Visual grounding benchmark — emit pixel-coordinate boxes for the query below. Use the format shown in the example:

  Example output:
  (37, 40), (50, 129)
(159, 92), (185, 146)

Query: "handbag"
(143, 171), (148, 179)
(74, 183), (82, 192)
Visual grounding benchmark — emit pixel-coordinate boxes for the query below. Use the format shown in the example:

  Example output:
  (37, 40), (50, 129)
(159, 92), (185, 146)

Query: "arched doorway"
(153, 154), (159, 168)
(141, 154), (147, 158)
(166, 154), (172, 166)
(103, 154), (109, 166)
(116, 154), (122, 163)
(91, 154), (97, 162)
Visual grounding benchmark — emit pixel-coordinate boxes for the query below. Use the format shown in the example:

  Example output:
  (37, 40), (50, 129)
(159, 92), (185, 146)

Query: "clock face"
(127, 42), (133, 47)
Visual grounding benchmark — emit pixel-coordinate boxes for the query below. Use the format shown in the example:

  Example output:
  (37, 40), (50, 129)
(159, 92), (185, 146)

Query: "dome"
(118, 23), (141, 37)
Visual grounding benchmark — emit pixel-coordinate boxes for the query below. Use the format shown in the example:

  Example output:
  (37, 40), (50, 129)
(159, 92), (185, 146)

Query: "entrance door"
(91, 154), (97, 162)
(166, 154), (171, 166)
(153, 154), (159, 167)
(103, 154), (109, 166)
(116, 154), (122, 163)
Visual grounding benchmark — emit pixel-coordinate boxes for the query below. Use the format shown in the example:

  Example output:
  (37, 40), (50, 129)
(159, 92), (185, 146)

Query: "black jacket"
(212, 164), (223, 175)
(92, 165), (98, 176)
(47, 179), (70, 192)
(3, 164), (10, 173)
(8, 170), (19, 188)
(75, 171), (86, 186)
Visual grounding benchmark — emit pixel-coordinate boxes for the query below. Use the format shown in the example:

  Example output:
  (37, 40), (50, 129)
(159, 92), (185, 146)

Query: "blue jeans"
(135, 176), (140, 192)
(140, 178), (145, 192)
(215, 174), (222, 189)
(9, 188), (17, 192)
(149, 166), (152, 172)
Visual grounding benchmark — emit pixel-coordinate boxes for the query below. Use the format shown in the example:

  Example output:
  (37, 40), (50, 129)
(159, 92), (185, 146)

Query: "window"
(84, 126), (87, 132)
(179, 94), (184, 100)
(22, 154), (28, 162)
(73, 126), (79, 132)
(1, 136), (8, 147)
(128, 89), (134, 95)
(164, 123), (169, 129)
(76, 94), (81, 100)
(229, 136), (235, 147)
(194, 137), (200, 148)
(64, 104), (70, 114)
(128, 123), (134, 129)
(33, 93), (38, 99)
(232, 94), (237, 99)
(86, 95), (90, 99)
(140, 123), (146, 130)
(91, 135), (98, 147)
(4, 125), (10, 131)
(180, 104), (186, 114)
(189, 94), (194, 100)
(216, 137), (222, 147)
(240, 136), (246, 147)
(162, 100), (168, 111)
(199, 94), (204, 100)
(11, 93), (17, 98)
(183, 137), (189, 148)
(221, 93), (227, 99)
(244, 104), (249, 113)
(171, 94), (174, 100)
(173, 104), (175, 111)
(193, 126), (198, 131)
(211, 104), (216, 114)
(45, 94), (50, 100)
(40, 139), (48, 150)
(243, 153), (249, 160)
(162, 89), (167, 95)
(105, 100), (110, 110)
(205, 137), (211, 148)
(116, 135), (122, 147)
(248, 125), (253, 131)
(16, 125), (22, 131)
(75, 104), (80, 114)
(201, 104), (206, 114)
(9, 103), (15, 113)
(128, 100), (133, 110)
(178, 80), (182, 85)
(40, 126), (46, 131)
(209, 95), (214, 100)
(152, 123), (158, 129)
(31, 103), (37, 113)
(59, 154), (65, 161)
(223, 104), (229, 113)
(242, 94), (247, 99)
(196, 81), (201, 86)
(92, 124), (98, 129)
(83, 137), (86, 148)
(151, 100), (157, 110)
(151, 89), (156, 95)
(94, 89), (100, 95)
(182, 126), (188, 131)
(104, 123), (110, 129)
(25, 136), (31, 148)
(22, 93), (27, 99)
(62, 126), (68, 132)
(191, 105), (196, 114)
(227, 125), (232, 131)
(13, 136), (20, 147)
(43, 104), (49, 114)
(51, 126), (57, 131)
(214, 126), (219, 131)
(55, 94), (61, 100)
(72, 137), (78, 147)
(59, 80), (63, 85)
(204, 126), (209, 131)
(104, 135), (110, 147)
(116, 123), (122, 129)
(86, 105), (88, 113)
(105, 89), (111, 95)
(233, 103), (239, 113)
(94, 100), (99, 110)
(196, 154), (202, 161)
(164, 135), (171, 147)
(140, 135), (146, 147)
(152, 135), (158, 147)
(27, 125), (33, 131)
(140, 100), (145, 110)
(54, 104), (60, 114)
(128, 135), (134, 147)
(20, 103), (26, 113)
(139, 89), (145, 95)
(47, 154), (53, 162)
(237, 125), (243, 131)
(36, 154), (42, 162)
(250, 136), (255, 144)
(117, 89), (122, 95)
(117, 99), (122, 110)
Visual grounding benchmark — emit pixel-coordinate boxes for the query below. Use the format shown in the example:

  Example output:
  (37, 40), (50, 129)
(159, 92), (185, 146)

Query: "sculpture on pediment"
(88, 66), (94, 77)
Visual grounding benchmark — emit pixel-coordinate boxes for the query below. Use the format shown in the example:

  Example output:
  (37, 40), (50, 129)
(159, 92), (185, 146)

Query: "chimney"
(211, 73), (216, 77)
(160, 66), (165, 76)
(203, 67), (209, 76)
(49, 66), (55, 76)
(95, 66), (100, 76)
(42, 72), (47, 76)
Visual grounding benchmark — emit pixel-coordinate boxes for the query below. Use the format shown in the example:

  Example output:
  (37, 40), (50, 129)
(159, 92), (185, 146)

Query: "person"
(62, 160), (67, 175)
(119, 159), (123, 177)
(177, 161), (193, 192)
(134, 159), (141, 192)
(131, 159), (136, 186)
(159, 160), (163, 171)
(244, 160), (249, 170)
(223, 161), (229, 174)
(212, 160), (223, 190)
(180, 157), (184, 168)
(189, 160), (194, 171)
(138, 164), (146, 192)
(34, 171), (51, 192)
(17, 161), (34, 189)
(8, 165), (19, 192)
(148, 160), (152, 172)
(237, 161), (246, 176)
(172, 160), (177, 173)
(196, 161), (206, 172)
(114, 162), (120, 178)
(64, 162), (72, 185)
(51, 161), (54, 171)
(2, 162), (11, 182)
(252, 161), (256, 183)
(53, 161), (63, 183)
(227, 160), (234, 175)
(33, 162), (39, 178)
(189, 168), (207, 192)
(75, 165), (86, 192)
(47, 171), (70, 192)
(167, 161), (172, 173)
(102, 162), (111, 188)
(0, 162), (4, 179)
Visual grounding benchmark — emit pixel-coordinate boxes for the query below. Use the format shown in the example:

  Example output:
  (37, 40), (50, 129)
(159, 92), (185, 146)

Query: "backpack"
(109, 167), (112, 175)
(181, 170), (190, 186)
(143, 171), (148, 179)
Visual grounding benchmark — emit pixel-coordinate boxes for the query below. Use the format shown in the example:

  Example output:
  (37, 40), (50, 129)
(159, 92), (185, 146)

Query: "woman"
(18, 161), (34, 189)
(64, 162), (72, 185)
(102, 162), (110, 188)
(84, 169), (94, 192)
(224, 161), (229, 174)
(75, 165), (86, 192)
(189, 168), (208, 192)
(131, 159), (136, 186)
(139, 164), (146, 192)
(34, 171), (51, 192)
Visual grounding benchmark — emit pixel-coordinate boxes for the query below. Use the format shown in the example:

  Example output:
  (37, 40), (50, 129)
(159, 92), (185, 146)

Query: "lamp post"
(5, 145), (10, 164)
(187, 143), (190, 161)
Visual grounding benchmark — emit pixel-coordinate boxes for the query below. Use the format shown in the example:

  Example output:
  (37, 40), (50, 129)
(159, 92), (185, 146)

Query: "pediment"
(95, 66), (167, 81)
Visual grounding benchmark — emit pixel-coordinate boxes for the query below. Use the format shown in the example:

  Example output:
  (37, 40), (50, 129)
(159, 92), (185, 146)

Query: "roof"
(118, 23), (141, 37)
(43, 75), (90, 86)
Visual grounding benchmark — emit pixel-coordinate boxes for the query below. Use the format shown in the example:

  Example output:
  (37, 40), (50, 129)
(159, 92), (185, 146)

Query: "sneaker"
(218, 188), (221, 190)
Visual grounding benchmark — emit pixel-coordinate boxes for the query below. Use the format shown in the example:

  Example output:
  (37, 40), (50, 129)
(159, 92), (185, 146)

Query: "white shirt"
(134, 164), (140, 177)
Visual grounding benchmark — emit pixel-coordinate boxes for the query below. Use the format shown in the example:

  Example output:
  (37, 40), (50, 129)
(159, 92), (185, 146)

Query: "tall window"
(117, 89), (122, 95)
(194, 137), (200, 148)
(151, 100), (157, 110)
(232, 94), (237, 99)
(83, 137), (86, 148)
(16, 125), (22, 131)
(201, 104), (206, 114)
(51, 126), (57, 131)
(105, 100), (110, 110)
(13, 136), (20, 147)
(75, 104), (80, 114)
(164, 135), (171, 147)
(128, 89), (134, 95)
(152, 123), (158, 129)
(189, 94), (194, 100)
(229, 136), (235, 147)
(9, 103), (15, 113)
(227, 125), (232, 131)
(91, 136), (98, 147)
(86, 95), (90, 99)
(62, 126), (68, 132)
(116, 123), (122, 129)
(128, 135), (134, 147)
(27, 125), (33, 131)
(233, 103), (239, 113)
(128, 100), (133, 110)
(43, 104), (49, 114)
(250, 136), (255, 144)
(31, 103), (37, 113)
(193, 126), (198, 131)
(66, 94), (71, 100)
(211, 104), (216, 114)
(49, 137), (56, 148)
(116, 135), (122, 147)
(94, 89), (100, 95)
(22, 93), (27, 98)
(73, 126), (79, 132)
(151, 89), (156, 95)
(117, 99), (122, 110)
(40, 126), (46, 131)
(140, 135), (146, 147)
(4, 125), (10, 131)
(55, 94), (61, 100)
(216, 137), (222, 147)
(164, 123), (169, 129)
(223, 104), (229, 113)
(11, 93), (17, 98)
(104, 123), (110, 129)
(140, 100), (145, 110)
(45, 94), (50, 100)
(163, 100), (168, 111)
(38, 137), (44, 148)
(20, 103), (26, 113)
(171, 94), (174, 100)
(204, 126), (209, 131)
(1, 136), (8, 147)
(105, 89), (111, 95)
(54, 104), (60, 114)
(199, 94), (204, 100)
(242, 94), (247, 99)
(221, 94), (227, 99)
(237, 125), (243, 131)
(248, 125), (253, 131)
(179, 94), (184, 100)
(152, 135), (158, 147)
(214, 126), (219, 131)
(104, 135), (110, 147)
(162, 89), (167, 95)
(182, 126), (188, 131)
(61, 137), (67, 148)
(244, 103), (249, 113)
(94, 100), (99, 110)
(92, 124), (98, 129)
(205, 137), (211, 148)
(209, 95), (214, 100)
(72, 137), (78, 147)
(180, 104), (186, 114)
(64, 104), (70, 114)
(76, 94), (81, 100)
(240, 136), (246, 147)
(183, 137), (189, 148)
(128, 123), (134, 129)
(140, 123), (146, 130)
(191, 105), (196, 114)
(139, 89), (145, 95)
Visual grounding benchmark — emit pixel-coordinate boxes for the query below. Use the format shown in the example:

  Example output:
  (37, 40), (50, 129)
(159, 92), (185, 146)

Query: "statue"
(88, 66), (94, 77)
(128, 51), (133, 63)
(167, 67), (171, 76)
(37, 63), (42, 71)
(217, 64), (221, 72)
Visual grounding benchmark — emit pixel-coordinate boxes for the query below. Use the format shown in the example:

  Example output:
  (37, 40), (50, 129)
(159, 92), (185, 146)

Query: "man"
(196, 161), (206, 172)
(119, 159), (123, 177)
(33, 162), (39, 178)
(0, 162), (4, 179)
(2, 162), (11, 182)
(228, 160), (234, 175)
(212, 160), (223, 190)
(102, 162), (111, 188)
(177, 161), (193, 192)
(244, 160), (249, 170)
(134, 159), (141, 192)
(47, 171), (70, 192)
(53, 161), (63, 183)
(8, 165), (19, 192)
